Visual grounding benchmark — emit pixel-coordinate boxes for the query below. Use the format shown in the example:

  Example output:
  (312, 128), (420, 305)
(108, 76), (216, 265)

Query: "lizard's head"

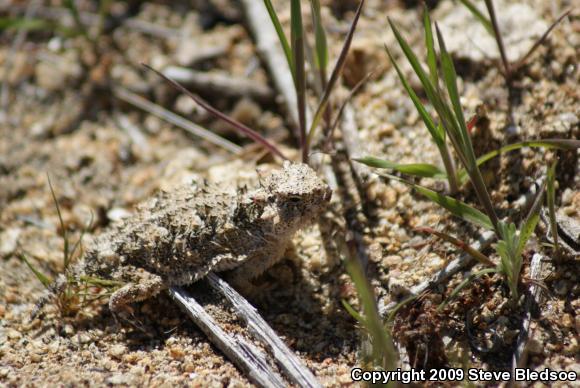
(263, 162), (332, 226)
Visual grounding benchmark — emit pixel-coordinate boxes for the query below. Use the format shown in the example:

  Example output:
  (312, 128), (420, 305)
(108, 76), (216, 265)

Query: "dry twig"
(168, 286), (287, 388)
(206, 274), (322, 388)
(512, 253), (544, 373)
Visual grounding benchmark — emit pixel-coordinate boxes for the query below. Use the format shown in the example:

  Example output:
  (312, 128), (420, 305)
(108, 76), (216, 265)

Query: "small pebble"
(110, 344), (126, 359)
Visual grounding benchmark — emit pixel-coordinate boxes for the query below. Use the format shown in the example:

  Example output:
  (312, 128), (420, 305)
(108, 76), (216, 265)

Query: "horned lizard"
(37, 162), (331, 316)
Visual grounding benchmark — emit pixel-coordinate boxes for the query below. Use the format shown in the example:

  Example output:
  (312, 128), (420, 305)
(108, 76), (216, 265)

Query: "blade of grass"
(263, 0), (294, 78)
(47, 174), (70, 269)
(436, 23), (500, 232)
(457, 0), (493, 35)
(69, 212), (93, 262)
(423, 4), (439, 88)
(457, 139), (580, 184)
(143, 64), (286, 160)
(413, 183), (493, 230)
(384, 45), (444, 147)
(378, 172), (494, 230)
(483, 0), (511, 80)
(416, 227), (496, 267)
(290, 0), (307, 162)
(19, 253), (53, 289)
(513, 9), (571, 72)
(63, 0), (90, 40)
(0, 17), (57, 32)
(355, 157), (447, 179)
(344, 239), (398, 371)
(546, 160), (558, 251)
(309, 0), (328, 86)
(388, 19), (457, 144)
(325, 67), (378, 147)
(385, 39), (459, 192)
(341, 300), (367, 326)
(306, 0), (364, 148)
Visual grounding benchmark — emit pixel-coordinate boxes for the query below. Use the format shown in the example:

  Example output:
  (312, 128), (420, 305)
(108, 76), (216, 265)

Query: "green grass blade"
(341, 300), (367, 326)
(413, 184), (493, 230)
(355, 157), (447, 179)
(344, 239), (398, 371)
(423, 4), (438, 87)
(69, 212), (94, 265)
(435, 24), (470, 153)
(384, 44), (444, 147)
(438, 268), (497, 312)
(263, 0), (294, 78)
(309, 0), (328, 76)
(457, 139), (580, 184)
(379, 173), (493, 230)
(306, 0), (365, 148)
(546, 159), (558, 250)
(47, 174), (70, 269)
(457, 0), (493, 35)
(389, 18), (460, 155)
(19, 253), (53, 289)
(0, 17), (56, 32)
(63, 0), (89, 40)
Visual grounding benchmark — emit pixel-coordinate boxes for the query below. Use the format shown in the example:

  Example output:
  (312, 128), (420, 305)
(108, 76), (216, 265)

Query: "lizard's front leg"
(224, 242), (289, 296)
(108, 266), (165, 316)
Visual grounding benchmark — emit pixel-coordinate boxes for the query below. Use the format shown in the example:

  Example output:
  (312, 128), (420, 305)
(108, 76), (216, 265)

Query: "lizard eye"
(288, 196), (301, 203)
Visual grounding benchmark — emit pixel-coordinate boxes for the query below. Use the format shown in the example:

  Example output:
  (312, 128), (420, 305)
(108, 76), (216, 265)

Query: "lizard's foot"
(108, 268), (164, 318)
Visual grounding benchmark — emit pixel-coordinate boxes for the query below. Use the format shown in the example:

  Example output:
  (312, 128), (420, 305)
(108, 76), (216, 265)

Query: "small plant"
(22, 175), (120, 319)
(357, 7), (580, 302)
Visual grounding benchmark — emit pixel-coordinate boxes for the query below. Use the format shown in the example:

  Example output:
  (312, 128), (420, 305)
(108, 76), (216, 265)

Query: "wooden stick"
(168, 286), (287, 388)
(512, 253), (544, 373)
(112, 86), (242, 155)
(206, 273), (322, 388)
(380, 230), (496, 314)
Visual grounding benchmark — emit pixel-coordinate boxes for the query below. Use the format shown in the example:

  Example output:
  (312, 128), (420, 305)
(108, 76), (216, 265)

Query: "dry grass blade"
(324, 67), (377, 147)
(484, 0), (511, 80)
(113, 86), (242, 155)
(306, 0), (365, 149)
(416, 227), (496, 267)
(142, 64), (286, 160)
(290, 0), (307, 162)
(546, 160), (559, 251)
(513, 9), (572, 71)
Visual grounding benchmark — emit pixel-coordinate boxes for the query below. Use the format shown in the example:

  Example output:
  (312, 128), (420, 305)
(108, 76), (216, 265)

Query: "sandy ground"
(0, 0), (578, 386)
